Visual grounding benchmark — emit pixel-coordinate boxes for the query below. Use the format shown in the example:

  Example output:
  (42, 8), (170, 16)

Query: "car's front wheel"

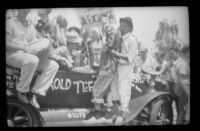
(150, 99), (173, 125)
(7, 98), (43, 127)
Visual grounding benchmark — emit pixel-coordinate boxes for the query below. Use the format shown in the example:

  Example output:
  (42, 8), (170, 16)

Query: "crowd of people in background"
(6, 8), (190, 125)
(134, 19), (190, 124)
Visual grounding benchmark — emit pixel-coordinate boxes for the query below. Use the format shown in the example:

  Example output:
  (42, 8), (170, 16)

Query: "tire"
(7, 98), (43, 127)
(150, 99), (173, 125)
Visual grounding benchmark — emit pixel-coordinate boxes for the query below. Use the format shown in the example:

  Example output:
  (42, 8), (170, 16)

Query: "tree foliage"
(154, 19), (183, 61)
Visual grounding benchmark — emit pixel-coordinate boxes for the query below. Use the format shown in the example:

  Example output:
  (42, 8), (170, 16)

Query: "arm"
(111, 37), (138, 63)
(142, 56), (161, 76)
(110, 49), (129, 61)
(49, 51), (73, 69)
(6, 32), (28, 52)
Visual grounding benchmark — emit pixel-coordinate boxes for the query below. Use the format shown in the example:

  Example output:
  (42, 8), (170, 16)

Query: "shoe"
(96, 117), (113, 125)
(82, 116), (99, 125)
(114, 116), (124, 126)
(7, 120), (14, 127)
(30, 94), (40, 109)
(85, 110), (100, 120)
(17, 92), (29, 103)
(92, 98), (104, 104)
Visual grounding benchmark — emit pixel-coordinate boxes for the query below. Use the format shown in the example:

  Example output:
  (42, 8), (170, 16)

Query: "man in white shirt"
(110, 17), (138, 116)
(6, 9), (59, 108)
(173, 46), (190, 124)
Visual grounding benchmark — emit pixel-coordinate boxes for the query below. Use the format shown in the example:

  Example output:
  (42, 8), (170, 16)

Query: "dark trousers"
(173, 83), (188, 124)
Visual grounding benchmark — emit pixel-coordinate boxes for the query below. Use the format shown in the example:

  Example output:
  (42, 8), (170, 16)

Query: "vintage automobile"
(6, 63), (176, 127)
(6, 45), (176, 126)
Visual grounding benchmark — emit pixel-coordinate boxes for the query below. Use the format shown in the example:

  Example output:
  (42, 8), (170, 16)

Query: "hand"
(23, 46), (37, 54)
(61, 58), (73, 69)
(110, 49), (118, 57)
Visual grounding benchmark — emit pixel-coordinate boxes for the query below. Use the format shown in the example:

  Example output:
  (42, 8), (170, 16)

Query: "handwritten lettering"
(74, 80), (94, 94)
(51, 78), (94, 94)
(66, 112), (86, 119)
(51, 78), (72, 91)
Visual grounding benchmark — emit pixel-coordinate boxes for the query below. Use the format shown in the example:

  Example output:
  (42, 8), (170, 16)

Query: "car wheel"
(150, 99), (173, 125)
(7, 98), (43, 127)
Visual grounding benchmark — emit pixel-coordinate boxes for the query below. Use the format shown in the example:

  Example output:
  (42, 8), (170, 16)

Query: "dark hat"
(68, 27), (81, 34)
(119, 17), (133, 32)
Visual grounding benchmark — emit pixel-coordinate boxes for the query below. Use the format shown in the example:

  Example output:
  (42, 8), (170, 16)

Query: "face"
(120, 21), (129, 36)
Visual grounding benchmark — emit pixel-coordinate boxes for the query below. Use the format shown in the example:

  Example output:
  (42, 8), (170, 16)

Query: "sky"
(49, 7), (189, 53)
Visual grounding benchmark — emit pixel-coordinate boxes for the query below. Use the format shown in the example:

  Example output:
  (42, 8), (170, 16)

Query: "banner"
(76, 8), (117, 27)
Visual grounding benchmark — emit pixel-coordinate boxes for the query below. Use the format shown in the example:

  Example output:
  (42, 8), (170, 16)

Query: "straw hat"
(66, 30), (83, 43)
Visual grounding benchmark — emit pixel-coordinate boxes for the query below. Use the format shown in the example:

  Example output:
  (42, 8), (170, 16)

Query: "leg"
(181, 80), (190, 122)
(110, 71), (121, 115)
(184, 96), (190, 123)
(111, 71), (120, 102)
(114, 67), (132, 126)
(92, 73), (113, 103)
(6, 51), (39, 93)
(118, 78), (132, 112)
(117, 65), (132, 113)
(174, 83), (187, 124)
(31, 59), (59, 96)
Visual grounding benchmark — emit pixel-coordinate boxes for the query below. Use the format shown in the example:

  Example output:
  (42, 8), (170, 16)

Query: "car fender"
(123, 90), (173, 124)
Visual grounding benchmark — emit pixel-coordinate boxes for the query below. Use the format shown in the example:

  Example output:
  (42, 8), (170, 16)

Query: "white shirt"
(118, 32), (138, 65)
(143, 54), (158, 72)
(174, 57), (190, 80)
(143, 54), (168, 76)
